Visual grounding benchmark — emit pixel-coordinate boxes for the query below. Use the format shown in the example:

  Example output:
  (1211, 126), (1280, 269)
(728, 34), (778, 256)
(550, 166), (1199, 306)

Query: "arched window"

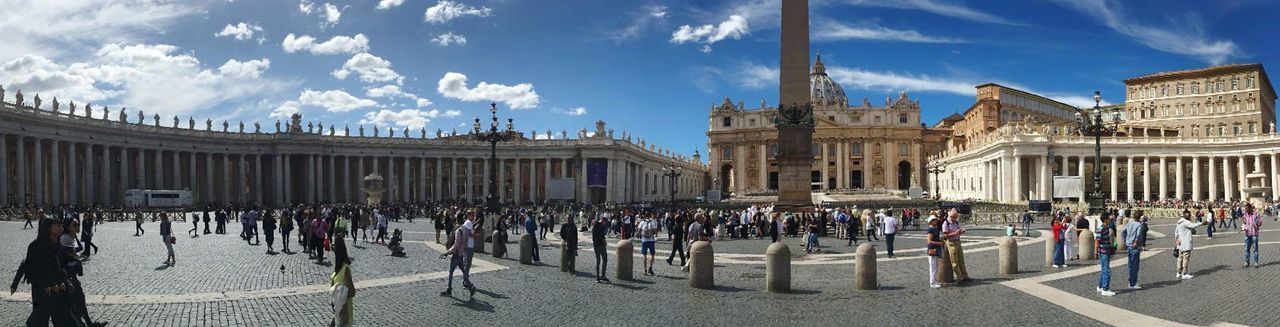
(722, 117), (732, 127)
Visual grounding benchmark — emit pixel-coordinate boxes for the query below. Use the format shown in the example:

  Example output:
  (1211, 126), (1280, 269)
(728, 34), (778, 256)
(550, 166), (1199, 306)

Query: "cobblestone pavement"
(1, 217), (1272, 326)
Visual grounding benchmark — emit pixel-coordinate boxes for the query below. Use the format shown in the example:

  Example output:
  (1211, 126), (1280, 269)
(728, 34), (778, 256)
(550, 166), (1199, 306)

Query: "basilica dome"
(810, 55), (847, 108)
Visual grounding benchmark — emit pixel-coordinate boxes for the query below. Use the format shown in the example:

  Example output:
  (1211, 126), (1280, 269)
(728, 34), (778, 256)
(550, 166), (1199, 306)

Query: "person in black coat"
(560, 219), (577, 273)
(13, 219), (80, 326)
(592, 218), (609, 283)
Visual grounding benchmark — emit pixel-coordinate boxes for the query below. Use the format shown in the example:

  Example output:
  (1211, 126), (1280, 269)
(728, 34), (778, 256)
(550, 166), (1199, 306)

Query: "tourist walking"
(1052, 216), (1068, 267)
(592, 217), (609, 282)
(926, 217), (944, 288)
(1175, 209), (1205, 279)
(1064, 215), (1078, 261)
(188, 211), (200, 237)
(263, 210), (277, 254)
(81, 213), (99, 259)
(560, 217), (578, 273)
(280, 212), (293, 253)
(1243, 204), (1261, 267)
(640, 214), (658, 276)
(440, 216), (475, 297)
(133, 210), (145, 236)
(202, 208), (212, 234)
(1123, 214), (1144, 289)
(313, 215), (329, 263)
(942, 209), (970, 282)
(667, 214), (686, 266)
(330, 236), (355, 327)
(1022, 211), (1034, 236)
(864, 209), (879, 242)
(160, 213), (175, 266)
(525, 212), (541, 263)
(1095, 214), (1117, 296)
(14, 219), (80, 326)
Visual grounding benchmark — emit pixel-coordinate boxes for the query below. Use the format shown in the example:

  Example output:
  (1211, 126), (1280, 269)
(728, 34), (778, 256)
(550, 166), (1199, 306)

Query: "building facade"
(706, 56), (947, 195)
(0, 91), (707, 207)
(931, 63), (1280, 204)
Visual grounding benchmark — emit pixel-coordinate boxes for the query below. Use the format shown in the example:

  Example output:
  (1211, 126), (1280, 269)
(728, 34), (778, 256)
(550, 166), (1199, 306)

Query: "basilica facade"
(706, 56), (949, 196)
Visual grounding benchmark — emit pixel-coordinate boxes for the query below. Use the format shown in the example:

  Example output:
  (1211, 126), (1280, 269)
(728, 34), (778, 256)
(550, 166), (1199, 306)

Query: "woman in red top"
(1052, 217), (1067, 268)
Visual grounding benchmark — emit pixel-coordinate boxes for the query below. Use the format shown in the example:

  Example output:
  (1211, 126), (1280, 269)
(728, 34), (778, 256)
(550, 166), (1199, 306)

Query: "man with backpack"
(639, 213), (659, 276)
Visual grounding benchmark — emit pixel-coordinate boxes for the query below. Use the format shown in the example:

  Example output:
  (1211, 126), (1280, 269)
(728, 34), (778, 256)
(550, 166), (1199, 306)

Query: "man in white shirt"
(1174, 210), (1204, 279)
(883, 211), (899, 257)
(640, 214), (659, 276)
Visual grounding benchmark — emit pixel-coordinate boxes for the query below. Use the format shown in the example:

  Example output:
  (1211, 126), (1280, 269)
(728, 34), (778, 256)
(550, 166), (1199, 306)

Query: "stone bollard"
(1078, 230), (1096, 260)
(1044, 235), (1055, 268)
(519, 234), (534, 264)
(474, 229), (487, 254)
(1115, 227), (1128, 252)
(561, 244), (575, 273)
(854, 243), (877, 290)
(999, 236), (1018, 275)
(616, 239), (634, 281)
(765, 242), (791, 293)
(492, 231), (506, 258)
(689, 241), (714, 289)
(937, 243), (955, 284)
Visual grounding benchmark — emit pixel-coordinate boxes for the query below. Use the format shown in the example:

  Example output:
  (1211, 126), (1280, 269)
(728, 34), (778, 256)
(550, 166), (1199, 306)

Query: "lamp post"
(662, 165), (683, 205)
(1074, 91), (1122, 215)
(927, 161), (946, 200)
(473, 103), (514, 214)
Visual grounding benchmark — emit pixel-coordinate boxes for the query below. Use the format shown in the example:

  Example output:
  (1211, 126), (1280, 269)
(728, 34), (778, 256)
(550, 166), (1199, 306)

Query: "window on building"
(1192, 83), (1199, 94)
(1234, 126), (1241, 135)
(1177, 84), (1184, 95)
(851, 143), (862, 155)
(748, 119), (756, 127)
(1249, 123), (1256, 134)
(1206, 127), (1212, 136)
(874, 116), (881, 124)
(1247, 77), (1256, 88)
(811, 144), (820, 157)
(1217, 81), (1224, 92)
(899, 143), (909, 156)
(722, 117), (732, 127)
(1232, 78), (1239, 90)
(899, 114), (908, 124)
(770, 143), (778, 155)
(721, 146), (732, 160)
(852, 115), (861, 123)
(1161, 86), (1168, 97)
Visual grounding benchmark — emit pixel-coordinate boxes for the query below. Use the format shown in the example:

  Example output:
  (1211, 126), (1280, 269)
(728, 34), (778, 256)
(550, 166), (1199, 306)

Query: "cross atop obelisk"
(773, 0), (815, 212)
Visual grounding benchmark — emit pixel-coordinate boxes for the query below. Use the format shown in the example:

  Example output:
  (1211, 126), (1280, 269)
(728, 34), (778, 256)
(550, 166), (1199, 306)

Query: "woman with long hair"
(329, 235), (355, 327)
(14, 219), (79, 326)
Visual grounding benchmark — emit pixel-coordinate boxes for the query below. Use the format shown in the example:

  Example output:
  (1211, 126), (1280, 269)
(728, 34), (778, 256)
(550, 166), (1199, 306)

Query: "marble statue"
(137, 110), (143, 124)
(561, 130), (567, 139)
(373, 126), (379, 137)
(0, 85), (4, 102)
(307, 122), (314, 134)
(153, 114), (160, 126)
(403, 127), (409, 138)
(608, 128), (614, 138)
(102, 106), (109, 120)
(69, 101), (77, 116)
(420, 127), (426, 138)
(206, 118), (213, 131)
(254, 121), (260, 133)
(329, 126), (334, 136)
(238, 121), (244, 133)
(436, 129), (442, 138)
(118, 108), (126, 122)
(387, 126), (393, 137)
(14, 89), (23, 107)
(189, 117), (195, 129)
(546, 129), (552, 139)
(275, 120), (281, 132)
(344, 125), (350, 136)
(317, 122), (324, 134)
(173, 116), (179, 128)
(51, 97), (59, 113)
(222, 120), (229, 132)
(359, 125), (365, 137)
(33, 94), (41, 110)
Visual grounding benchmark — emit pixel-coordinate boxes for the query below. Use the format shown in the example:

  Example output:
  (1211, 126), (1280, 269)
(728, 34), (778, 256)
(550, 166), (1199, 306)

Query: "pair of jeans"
(1054, 240), (1065, 266)
(594, 245), (608, 279)
(885, 233), (896, 256)
(530, 235), (541, 262)
(1126, 247), (1141, 287)
(1098, 253), (1112, 291)
(1244, 235), (1260, 265)
(1023, 222), (1032, 236)
(668, 236), (686, 264)
(1206, 223), (1214, 237)
(447, 253), (471, 289)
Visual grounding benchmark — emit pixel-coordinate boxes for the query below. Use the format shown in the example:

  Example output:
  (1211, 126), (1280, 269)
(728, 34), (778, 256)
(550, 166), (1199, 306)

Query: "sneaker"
(1129, 284), (1141, 289)
(1096, 287), (1103, 292)
(1100, 290), (1115, 296)
(930, 284), (942, 289)
(1052, 265), (1060, 268)
(439, 289), (452, 296)
(1181, 274), (1194, 279)
(1175, 273), (1182, 279)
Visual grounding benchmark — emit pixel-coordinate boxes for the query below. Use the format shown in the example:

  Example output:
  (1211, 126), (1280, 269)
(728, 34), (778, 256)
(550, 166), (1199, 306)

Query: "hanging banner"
(587, 159), (608, 187)
(1053, 176), (1083, 199)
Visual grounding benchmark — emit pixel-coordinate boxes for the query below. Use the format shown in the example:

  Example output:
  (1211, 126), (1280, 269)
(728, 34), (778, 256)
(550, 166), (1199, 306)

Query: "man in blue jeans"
(1095, 214), (1117, 296)
(524, 212), (540, 263)
(1123, 215), (1145, 289)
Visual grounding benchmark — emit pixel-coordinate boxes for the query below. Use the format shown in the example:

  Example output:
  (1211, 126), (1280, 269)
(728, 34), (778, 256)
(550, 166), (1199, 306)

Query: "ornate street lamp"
(473, 103), (514, 214)
(927, 161), (946, 200)
(662, 165), (683, 205)
(1074, 91), (1122, 215)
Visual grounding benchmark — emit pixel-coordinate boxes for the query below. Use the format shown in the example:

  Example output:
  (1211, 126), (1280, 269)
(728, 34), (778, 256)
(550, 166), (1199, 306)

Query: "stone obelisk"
(773, 0), (814, 212)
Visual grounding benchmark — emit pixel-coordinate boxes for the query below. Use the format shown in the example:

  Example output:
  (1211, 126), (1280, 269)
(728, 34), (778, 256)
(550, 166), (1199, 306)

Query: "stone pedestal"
(765, 242), (791, 293)
(519, 234), (534, 265)
(998, 236), (1018, 275)
(1078, 230), (1096, 260)
(854, 243), (877, 290)
(937, 243), (955, 284)
(1044, 236), (1055, 268)
(616, 239), (633, 281)
(561, 244), (575, 273)
(491, 231), (506, 258)
(689, 241), (714, 289)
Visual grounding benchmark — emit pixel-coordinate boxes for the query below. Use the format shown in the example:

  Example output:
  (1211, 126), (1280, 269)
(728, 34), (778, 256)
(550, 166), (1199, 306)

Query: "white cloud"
(1045, 94), (1112, 108)
(738, 62), (778, 89)
(846, 0), (1021, 25)
(436, 72), (540, 109)
(1050, 0), (1239, 64)
(553, 107), (588, 116)
(322, 3), (343, 25)
(608, 5), (669, 42)
(332, 53), (403, 84)
(424, 0), (493, 24)
(217, 58), (271, 79)
(282, 33), (369, 55)
(376, 0), (406, 10)
(826, 66), (974, 95)
(0, 1), (200, 61)
(214, 23), (263, 41)
(814, 21), (965, 43)
(431, 32), (468, 46)
(365, 84), (433, 107)
(299, 89), (377, 113)
(0, 44), (288, 120)
(359, 108), (461, 130)
(670, 15), (749, 52)
(299, 0), (314, 14)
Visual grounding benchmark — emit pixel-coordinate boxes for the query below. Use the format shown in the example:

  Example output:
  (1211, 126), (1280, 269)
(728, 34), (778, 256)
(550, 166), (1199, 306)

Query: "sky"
(1, 0), (1277, 159)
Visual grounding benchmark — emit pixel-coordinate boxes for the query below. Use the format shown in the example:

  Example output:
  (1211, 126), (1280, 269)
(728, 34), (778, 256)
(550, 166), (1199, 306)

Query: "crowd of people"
(7, 196), (1271, 325)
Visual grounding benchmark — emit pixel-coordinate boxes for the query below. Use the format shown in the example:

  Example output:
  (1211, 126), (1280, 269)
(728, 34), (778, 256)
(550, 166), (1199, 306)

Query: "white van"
(124, 189), (194, 209)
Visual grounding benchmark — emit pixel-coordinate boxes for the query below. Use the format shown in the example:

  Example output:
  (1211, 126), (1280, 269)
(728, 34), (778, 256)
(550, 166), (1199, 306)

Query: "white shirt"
(462, 220), (475, 248)
(882, 216), (898, 234)
(1175, 218), (1203, 251)
(640, 219), (657, 242)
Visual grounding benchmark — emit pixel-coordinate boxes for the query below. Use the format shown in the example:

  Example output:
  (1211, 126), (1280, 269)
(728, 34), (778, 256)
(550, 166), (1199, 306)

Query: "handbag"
(324, 237), (331, 251)
(170, 236), (177, 245)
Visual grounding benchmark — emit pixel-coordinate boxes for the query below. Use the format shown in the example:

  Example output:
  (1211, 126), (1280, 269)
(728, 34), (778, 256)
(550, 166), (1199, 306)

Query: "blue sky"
(1, 0), (1276, 158)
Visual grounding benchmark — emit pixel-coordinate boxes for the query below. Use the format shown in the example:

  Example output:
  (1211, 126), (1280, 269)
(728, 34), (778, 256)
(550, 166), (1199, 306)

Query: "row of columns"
(0, 133), (705, 207)
(935, 150), (1280, 203)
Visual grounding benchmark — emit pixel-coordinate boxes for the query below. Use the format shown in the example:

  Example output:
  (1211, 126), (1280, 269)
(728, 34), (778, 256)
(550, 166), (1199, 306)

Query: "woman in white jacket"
(1174, 209), (1205, 279)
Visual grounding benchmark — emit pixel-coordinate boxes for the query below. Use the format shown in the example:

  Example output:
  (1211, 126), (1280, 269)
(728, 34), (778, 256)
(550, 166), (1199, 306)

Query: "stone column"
(50, 140), (61, 204)
(16, 137), (27, 206)
(1040, 155), (1051, 201)
(761, 144), (771, 190)
(1238, 156), (1248, 201)
(154, 148), (163, 192)
(836, 142), (845, 189)
(579, 157), (589, 203)
(85, 144), (95, 205)
(1158, 156), (1167, 200)
(0, 135), (7, 205)
(326, 155), (334, 203)
(403, 157), (411, 202)
(820, 142), (829, 190)
(529, 159), (538, 202)
(172, 151), (181, 190)
(68, 143), (78, 204)
(515, 158), (524, 203)
(238, 155), (248, 205)
(1174, 157), (1184, 200)
(1125, 156), (1134, 201)
(544, 157), (552, 201)
(222, 153), (232, 203)
(464, 158), (474, 202)
(433, 158), (443, 201)
(497, 158), (507, 202)
(1142, 157), (1151, 201)
(31, 139), (44, 205)
(275, 154), (285, 206)
(205, 153), (215, 206)
(1012, 154), (1022, 202)
(449, 158), (457, 200)
(306, 154), (315, 203)
(1222, 157), (1233, 201)
(1077, 155), (1086, 203)
(137, 147), (146, 190)
(101, 145), (111, 205)
(1208, 156), (1218, 201)
(1110, 156), (1118, 201)
(1191, 156), (1201, 201)
(283, 154), (293, 205)
(255, 154), (264, 205)
(419, 157), (428, 202)
(1272, 154), (1280, 201)
(561, 158), (569, 180)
